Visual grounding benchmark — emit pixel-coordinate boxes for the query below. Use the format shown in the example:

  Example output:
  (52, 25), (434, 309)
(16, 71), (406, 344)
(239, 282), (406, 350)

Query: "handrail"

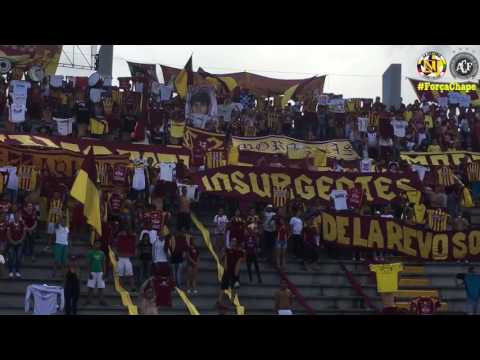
(338, 261), (380, 313)
(191, 213), (245, 315)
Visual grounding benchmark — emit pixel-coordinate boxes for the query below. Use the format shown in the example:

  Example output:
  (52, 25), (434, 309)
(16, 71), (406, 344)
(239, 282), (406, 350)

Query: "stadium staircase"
(1, 205), (478, 315)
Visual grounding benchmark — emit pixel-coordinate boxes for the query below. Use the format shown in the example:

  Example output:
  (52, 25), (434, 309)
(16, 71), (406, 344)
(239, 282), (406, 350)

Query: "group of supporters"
(2, 69), (480, 315)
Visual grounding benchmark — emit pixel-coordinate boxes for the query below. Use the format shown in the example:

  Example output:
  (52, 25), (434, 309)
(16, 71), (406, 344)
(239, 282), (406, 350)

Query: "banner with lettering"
(0, 133), (191, 167)
(408, 77), (480, 106)
(321, 211), (480, 261)
(400, 151), (480, 167)
(231, 135), (359, 161)
(183, 126), (226, 153)
(0, 143), (130, 179)
(196, 166), (421, 205)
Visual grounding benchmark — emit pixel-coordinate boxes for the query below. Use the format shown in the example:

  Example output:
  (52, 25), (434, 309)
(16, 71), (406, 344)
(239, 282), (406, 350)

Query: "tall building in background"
(98, 45), (113, 78)
(382, 64), (401, 110)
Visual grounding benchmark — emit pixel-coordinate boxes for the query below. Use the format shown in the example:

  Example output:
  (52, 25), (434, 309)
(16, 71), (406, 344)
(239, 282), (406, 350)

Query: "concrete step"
(399, 278), (430, 287)
(395, 289), (439, 298)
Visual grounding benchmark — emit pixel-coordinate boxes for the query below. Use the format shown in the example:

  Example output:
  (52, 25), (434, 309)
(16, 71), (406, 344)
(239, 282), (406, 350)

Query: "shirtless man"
(274, 280), (294, 315)
(177, 186), (191, 231)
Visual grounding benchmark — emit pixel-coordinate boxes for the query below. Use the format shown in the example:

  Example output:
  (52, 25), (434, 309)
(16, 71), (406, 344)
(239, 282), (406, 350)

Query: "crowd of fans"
(1, 71), (480, 315)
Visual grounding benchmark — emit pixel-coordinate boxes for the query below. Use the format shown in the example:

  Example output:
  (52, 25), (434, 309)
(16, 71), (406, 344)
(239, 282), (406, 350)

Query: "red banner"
(196, 166), (421, 205)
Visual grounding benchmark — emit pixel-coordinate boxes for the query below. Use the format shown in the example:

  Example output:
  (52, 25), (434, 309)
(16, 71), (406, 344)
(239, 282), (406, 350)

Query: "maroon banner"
(0, 133), (191, 167)
(161, 64), (326, 96)
(322, 211), (480, 261)
(196, 166), (421, 205)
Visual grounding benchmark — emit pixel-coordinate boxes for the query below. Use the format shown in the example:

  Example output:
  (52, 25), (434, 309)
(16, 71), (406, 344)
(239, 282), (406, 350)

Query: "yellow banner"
(400, 151), (480, 167)
(232, 135), (359, 161)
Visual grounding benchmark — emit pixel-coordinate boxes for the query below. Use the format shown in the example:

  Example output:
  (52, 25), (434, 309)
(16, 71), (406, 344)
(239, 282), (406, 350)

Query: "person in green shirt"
(85, 240), (107, 306)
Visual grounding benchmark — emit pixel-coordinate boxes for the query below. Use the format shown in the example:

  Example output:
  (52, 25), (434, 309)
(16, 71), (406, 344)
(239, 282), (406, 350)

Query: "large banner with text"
(321, 211), (480, 261)
(232, 135), (359, 161)
(0, 133), (191, 167)
(0, 143), (130, 179)
(400, 151), (480, 167)
(196, 166), (421, 205)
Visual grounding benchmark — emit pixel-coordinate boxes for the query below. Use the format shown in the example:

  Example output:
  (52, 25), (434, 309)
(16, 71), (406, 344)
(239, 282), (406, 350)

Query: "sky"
(56, 45), (480, 105)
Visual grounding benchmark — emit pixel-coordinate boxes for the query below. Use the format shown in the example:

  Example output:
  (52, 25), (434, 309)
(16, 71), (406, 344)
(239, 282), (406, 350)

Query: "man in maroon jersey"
(111, 163), (131, 190)
(169, 227), (190, 288)
(348, 183), (364, 213)
(217, 238), (245, 310)
(227, 209), (246, 248)
(108, 189), (124, 220)
(22, 202), (38, 262)
(149, 205), (170, 234)
(7, 211), (26, 278)
(244, 223), (262, 283)
(113, 225), (137, 292)
(190, 142), (206, 171)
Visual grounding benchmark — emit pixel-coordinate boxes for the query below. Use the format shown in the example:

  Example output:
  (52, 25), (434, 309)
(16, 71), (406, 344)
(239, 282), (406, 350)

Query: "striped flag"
(206, 151), (225, 169)
(70, 149), (102, 235)
(273, 186), (291, 209)
(427, 209), (449, 232)
(96, 163), (111, 187)
(466, 161), (480, 182)
(18, 165), (38, 192)
(368, 111), (380, 127)
(436, 166), (456, 187)
(267, 111), (279, 129)
(0, 172), (7, 194)
(48, 198), (64, 224)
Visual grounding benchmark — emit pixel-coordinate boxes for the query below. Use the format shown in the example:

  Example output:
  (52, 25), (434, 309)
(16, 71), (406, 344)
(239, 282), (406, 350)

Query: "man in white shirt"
(262, 205), (277, 261)
(289, 210), (303, 259)
(159, 162), (176, 182)
(0, 166), (19, 203)
(391, 116), (407, 138)
(330, 189), (348, 211)
(53, 218), (69, 279)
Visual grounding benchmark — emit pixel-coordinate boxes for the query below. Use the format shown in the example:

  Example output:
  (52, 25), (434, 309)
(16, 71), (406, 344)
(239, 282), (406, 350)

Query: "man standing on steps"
(85, 240), (107, 306)
(456, 266), (480, 315)
(261, 205), (276, 262)
(274, 279), (294, 315)
(177, 186), (191, 232)
(217, 238), (245, 311)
